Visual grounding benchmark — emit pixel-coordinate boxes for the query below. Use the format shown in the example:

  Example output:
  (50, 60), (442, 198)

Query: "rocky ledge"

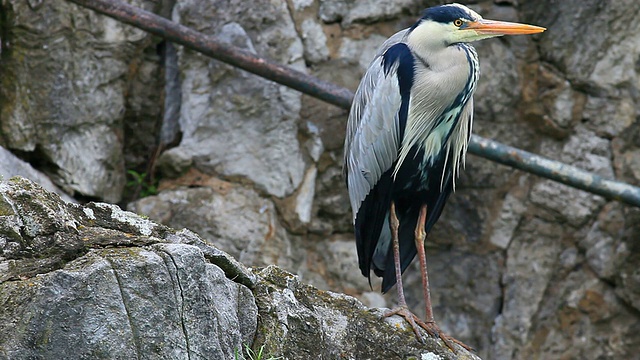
(0, 177), (480, 360)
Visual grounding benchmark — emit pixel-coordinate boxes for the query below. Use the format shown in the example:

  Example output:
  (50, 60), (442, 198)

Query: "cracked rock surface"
(0, 177), (480, 359)
(0, 177), (257, 359)
(253, 265), (480, 360)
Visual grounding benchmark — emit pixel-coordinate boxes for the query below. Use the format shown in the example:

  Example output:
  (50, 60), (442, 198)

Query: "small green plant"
(234, 344), (282, 360)
(126, 170), (158, 198)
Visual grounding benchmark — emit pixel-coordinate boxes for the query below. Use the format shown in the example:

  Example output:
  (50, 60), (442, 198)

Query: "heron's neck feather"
(393, 40), (478, 189)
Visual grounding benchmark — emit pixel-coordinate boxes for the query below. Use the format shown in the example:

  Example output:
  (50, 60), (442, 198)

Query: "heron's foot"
(384, 306), (474, 353)
(384, 305), (428, 341)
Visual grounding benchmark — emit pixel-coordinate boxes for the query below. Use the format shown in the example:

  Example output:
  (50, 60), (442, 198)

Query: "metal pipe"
(65, 0), (640, 208)
(66, 0), (354, 110)
(469, 136), (640, 207)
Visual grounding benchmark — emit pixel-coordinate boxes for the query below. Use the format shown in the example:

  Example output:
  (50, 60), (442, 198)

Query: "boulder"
(0, 177), (257, 359)
(0, 177), (481, 359)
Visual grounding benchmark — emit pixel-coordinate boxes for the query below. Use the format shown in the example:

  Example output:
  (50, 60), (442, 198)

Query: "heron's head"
(409, 3), (545, 47)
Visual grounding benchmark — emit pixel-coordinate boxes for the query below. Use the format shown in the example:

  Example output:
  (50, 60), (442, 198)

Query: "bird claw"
(383, 306), (474, 353)
(384, 305), (427, 342)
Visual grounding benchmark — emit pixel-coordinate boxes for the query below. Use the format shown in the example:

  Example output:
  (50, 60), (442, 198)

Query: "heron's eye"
(453, 19), (464, 27)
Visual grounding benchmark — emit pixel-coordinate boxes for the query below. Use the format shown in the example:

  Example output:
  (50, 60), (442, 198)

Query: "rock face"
(129, 175), (299, 269)
(0, 177), (479, 359)
(0, 145), (74, 203)
(1, 0), (640, 359)
(0, 0), (167, 202)
(168, 0), (307, 198)
(0, 178), (258, 359)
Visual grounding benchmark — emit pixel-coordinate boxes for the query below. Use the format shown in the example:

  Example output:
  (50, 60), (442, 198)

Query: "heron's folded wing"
(345, 63), (404, 222)
(343, 29), (407, 170)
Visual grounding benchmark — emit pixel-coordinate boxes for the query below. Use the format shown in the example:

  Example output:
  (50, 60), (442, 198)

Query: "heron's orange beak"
(464, 19), (546, 35)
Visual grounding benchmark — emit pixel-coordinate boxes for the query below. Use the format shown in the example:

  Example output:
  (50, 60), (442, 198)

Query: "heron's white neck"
(406, 21), (470, 73)
(393, 23), (479, 187)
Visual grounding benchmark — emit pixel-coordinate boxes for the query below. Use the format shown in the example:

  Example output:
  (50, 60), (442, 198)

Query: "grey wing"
(343, 30), (408, 222)
(343, 29), (408, 167)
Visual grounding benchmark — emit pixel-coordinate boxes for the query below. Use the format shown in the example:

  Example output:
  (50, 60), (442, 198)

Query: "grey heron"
(343, 3), (545, 349)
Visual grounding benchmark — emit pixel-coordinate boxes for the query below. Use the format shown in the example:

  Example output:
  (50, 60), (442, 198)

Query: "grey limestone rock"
(172, 0), (306, 198)
(319, 0), (422, 25)
(0, 145), (74, 203)
(253, 265), (482, 360)
(0, 0), (158, 202)
(127, 182), (299, 270)
(0, 177), (257, 359)
(0, 177), (481, 359)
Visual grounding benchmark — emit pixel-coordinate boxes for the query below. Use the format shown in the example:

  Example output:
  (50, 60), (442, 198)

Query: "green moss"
(0, 197), (15, 216)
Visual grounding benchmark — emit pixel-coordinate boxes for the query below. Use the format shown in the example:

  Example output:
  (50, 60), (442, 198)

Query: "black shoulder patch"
(381, 43), (414, 139)
(381, 43), (414, 97)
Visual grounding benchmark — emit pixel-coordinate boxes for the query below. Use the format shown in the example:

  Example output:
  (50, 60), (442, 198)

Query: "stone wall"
(1, 0), (639, 358)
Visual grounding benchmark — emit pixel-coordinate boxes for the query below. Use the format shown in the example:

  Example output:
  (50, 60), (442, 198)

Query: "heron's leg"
(382, 203), (472, 352)
(414, 204), (474, 352)
(389, 201), (408, 307)
(384, 202), (423, 340)
(414, 204), (434, 323)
